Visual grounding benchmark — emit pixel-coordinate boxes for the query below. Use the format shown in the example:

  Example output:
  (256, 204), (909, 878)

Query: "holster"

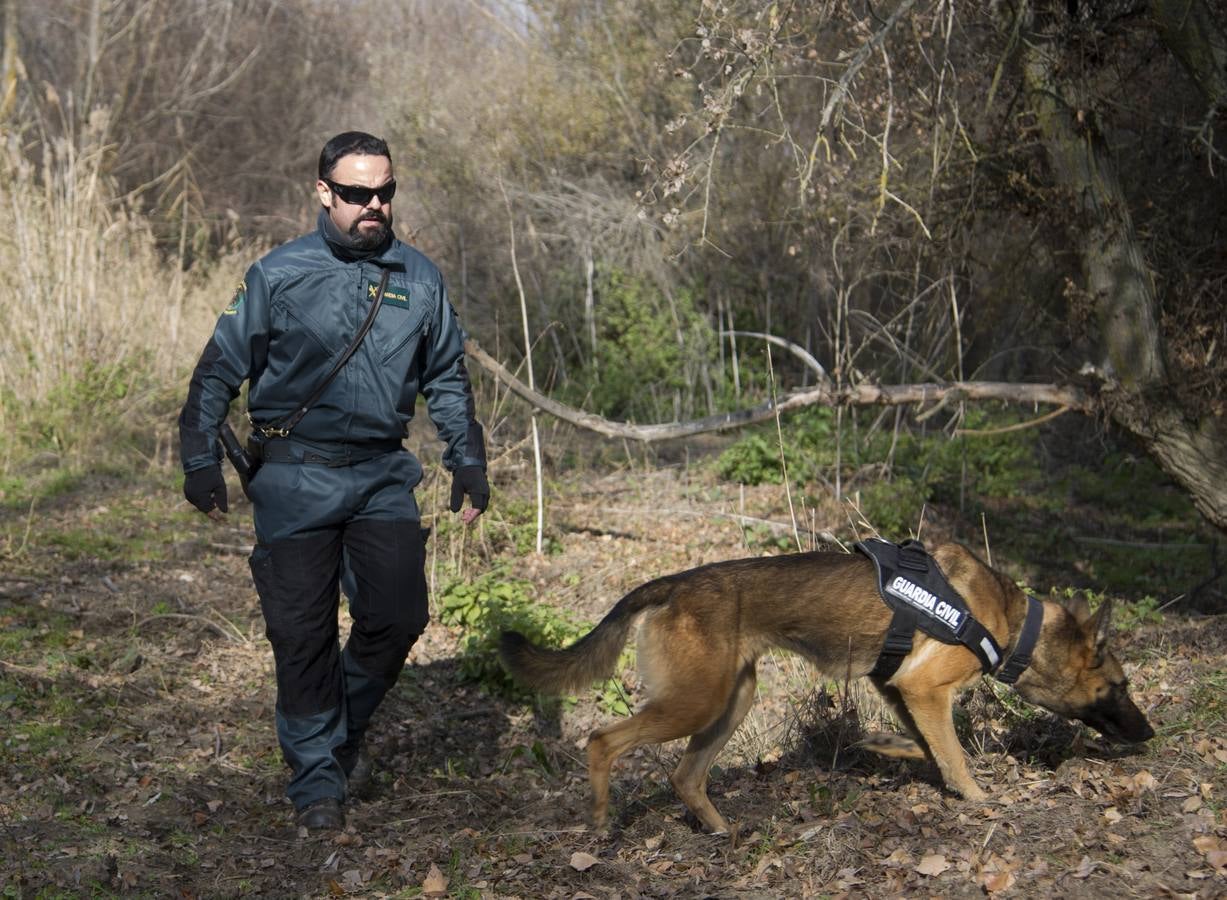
(218, 423), (262, 500)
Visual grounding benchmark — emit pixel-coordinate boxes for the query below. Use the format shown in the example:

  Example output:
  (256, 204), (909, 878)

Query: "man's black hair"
(318, 132), (392, 180)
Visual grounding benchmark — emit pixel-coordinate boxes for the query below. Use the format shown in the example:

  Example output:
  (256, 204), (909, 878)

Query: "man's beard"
(347, 211), (392, 250)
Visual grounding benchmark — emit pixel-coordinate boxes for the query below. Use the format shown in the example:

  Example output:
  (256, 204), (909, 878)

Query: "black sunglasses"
(324, 178), (397, 206)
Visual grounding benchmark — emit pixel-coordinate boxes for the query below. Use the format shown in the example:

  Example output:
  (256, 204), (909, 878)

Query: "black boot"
(296, 797), (344, 831)
(345, 742), (374, 797)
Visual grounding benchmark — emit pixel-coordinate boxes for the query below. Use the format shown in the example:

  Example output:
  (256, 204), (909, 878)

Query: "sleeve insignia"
(222, 280), (247, 315)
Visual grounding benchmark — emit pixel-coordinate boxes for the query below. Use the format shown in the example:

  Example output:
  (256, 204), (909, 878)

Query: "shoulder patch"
(222, 280), (247, 315)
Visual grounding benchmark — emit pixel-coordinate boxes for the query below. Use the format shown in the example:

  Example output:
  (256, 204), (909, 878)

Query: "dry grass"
(0, 124), (247, 472)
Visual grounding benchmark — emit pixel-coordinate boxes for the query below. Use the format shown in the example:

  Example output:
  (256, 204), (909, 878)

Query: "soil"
(1, 455), (1225, 898)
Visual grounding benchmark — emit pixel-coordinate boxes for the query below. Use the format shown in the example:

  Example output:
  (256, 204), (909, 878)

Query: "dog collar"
(993, 594), (1044, 685)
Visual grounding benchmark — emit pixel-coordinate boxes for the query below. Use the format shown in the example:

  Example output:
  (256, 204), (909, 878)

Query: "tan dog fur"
(500, 543), (1153, 833)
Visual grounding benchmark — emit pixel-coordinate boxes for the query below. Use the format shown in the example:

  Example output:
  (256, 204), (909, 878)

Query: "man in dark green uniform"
(178, 132), (489, 830)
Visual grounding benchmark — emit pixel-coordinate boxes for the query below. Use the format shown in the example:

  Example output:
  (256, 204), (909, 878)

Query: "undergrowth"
(437, 568), (632, 715)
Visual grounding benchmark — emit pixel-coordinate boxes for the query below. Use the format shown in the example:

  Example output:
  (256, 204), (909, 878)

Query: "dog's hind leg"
(586, 698), (722, 829)
(669, 661), (758, 834)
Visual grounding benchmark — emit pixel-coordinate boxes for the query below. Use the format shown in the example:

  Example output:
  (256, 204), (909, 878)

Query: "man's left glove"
(184, 464), (229, 515)
(449, 466), (490, 514)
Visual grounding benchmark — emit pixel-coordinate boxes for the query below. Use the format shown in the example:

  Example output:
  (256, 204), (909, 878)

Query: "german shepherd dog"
(500, 543), (1154, 833)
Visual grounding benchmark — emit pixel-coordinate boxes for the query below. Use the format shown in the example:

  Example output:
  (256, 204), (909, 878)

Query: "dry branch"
(464, 339), (1093, 443)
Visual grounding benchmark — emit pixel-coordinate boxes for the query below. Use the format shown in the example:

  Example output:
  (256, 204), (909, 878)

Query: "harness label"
(886, 575), (966, 633)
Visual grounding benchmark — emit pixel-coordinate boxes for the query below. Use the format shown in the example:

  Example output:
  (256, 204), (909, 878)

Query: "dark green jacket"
(179, 212), (485, 482)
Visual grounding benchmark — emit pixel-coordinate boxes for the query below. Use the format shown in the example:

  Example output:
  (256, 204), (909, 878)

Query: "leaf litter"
(0, 459), (1223, 897)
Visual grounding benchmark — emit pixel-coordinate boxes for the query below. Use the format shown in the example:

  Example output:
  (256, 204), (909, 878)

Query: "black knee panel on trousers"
(249, 531), (344, 717)
(341, 518), (429, 685)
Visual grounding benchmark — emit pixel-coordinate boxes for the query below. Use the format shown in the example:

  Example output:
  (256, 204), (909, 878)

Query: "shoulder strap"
(256, 268), (390, 438)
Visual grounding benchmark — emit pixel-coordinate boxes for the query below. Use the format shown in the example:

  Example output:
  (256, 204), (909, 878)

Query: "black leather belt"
(256, 439), (401, 467)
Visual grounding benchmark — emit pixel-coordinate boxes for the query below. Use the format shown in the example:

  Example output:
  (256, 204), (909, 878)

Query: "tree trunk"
(1151, 0), (1227, 108)
(1024, 13), (1227, 531)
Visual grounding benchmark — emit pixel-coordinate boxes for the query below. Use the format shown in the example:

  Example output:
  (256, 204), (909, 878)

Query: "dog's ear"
(1063, 592), (1093, 625)
(1085, 597), (1114, 661)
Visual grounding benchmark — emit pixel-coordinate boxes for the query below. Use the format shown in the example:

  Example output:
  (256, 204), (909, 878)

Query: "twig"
(499, 177), (545, 555)
(208, 542), (254, 555)
(955, 405), (1072, 436)
(0, 658), (46, 676)
(729, 331), (829, 381)
(801, 0), (919, 197)
(132, 613), (243, 642)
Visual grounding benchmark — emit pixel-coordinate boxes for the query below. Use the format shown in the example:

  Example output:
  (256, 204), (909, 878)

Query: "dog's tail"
(499, 577), (675, 695)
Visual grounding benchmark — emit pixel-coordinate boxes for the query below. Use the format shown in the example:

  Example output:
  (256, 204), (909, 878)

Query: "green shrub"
(562, 269), (716, 423)
(438, 569), (631, 713)
(855, 478), (931, 538)
(715, 407), (836, 486)
(716, 407), (1038, 511)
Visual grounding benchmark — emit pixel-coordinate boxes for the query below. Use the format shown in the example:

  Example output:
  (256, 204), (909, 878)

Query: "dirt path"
(1, 464), (1225, 898)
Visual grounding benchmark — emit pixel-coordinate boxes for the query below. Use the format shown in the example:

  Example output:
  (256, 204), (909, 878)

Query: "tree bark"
(1023, 12), (1227, 532)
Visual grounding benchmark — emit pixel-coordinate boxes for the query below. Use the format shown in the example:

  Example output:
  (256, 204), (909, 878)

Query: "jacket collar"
(317, 208), (397, 263)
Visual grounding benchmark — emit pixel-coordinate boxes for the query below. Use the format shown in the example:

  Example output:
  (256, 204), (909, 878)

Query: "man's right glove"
(184, 464), (229, 514)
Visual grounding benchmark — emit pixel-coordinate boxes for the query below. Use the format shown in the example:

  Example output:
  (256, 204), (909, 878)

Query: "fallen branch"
(464, 339), (1093, 443)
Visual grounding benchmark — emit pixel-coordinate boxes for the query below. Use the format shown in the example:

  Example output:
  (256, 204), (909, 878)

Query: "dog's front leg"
(894, 681), (987, 802)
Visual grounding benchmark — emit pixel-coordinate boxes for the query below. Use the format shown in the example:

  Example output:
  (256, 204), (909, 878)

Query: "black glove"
(449, 466), (490, 513)
(184, 465), (229, 514)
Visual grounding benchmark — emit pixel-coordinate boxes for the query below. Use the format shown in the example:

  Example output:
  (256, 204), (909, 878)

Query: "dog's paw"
(859, 731), (926, 760)
(958, 784), (989, 803)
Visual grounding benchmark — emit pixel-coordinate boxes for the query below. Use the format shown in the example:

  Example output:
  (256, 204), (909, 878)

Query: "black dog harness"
(855, 538), (1043, 685)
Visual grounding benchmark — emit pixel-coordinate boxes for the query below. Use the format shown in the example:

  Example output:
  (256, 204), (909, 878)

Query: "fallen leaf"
(1103, 807), (1123, 825)
(883, 848), (913, 866)
(980, 870), (1016, 892)
(1193, 836), (1225, 856)
(422, 863), (448, 897)
(915, 854), (950, 876)
(1206, 850), (1227, 870)
(569, 851), (599, 872)
(1072, 856), (1096, 878)
(1182, 796), (1203, 813)
(643, 832), (664, 851)
(1132, 770), (1157, 792)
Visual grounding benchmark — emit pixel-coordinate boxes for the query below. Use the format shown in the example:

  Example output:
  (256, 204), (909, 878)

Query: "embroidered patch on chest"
(368, 280), (413, 308)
